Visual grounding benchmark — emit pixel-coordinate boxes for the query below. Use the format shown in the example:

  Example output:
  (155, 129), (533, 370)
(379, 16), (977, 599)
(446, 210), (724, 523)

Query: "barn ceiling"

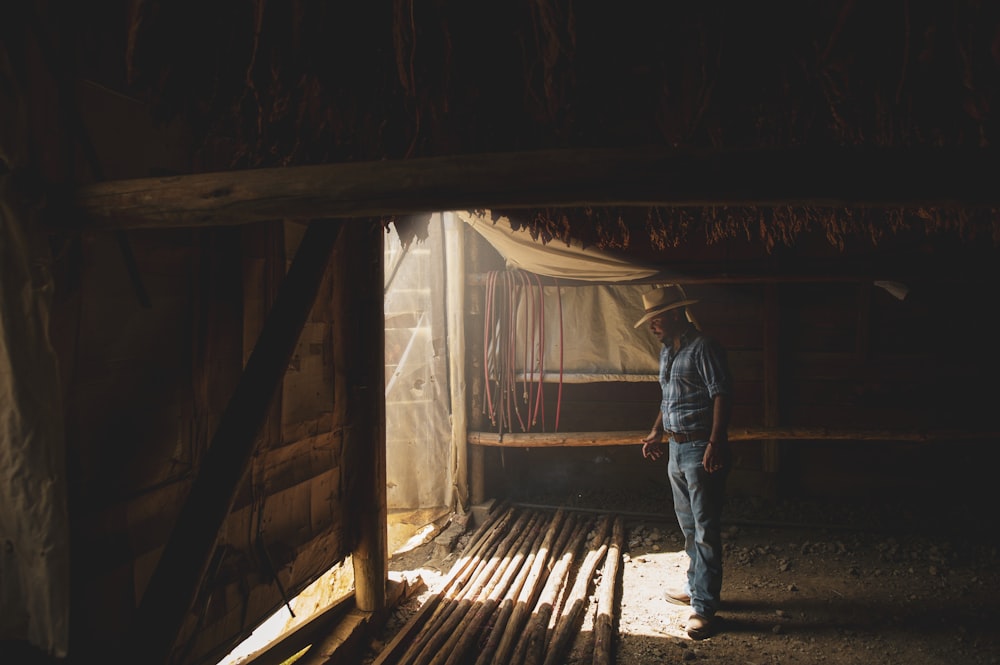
(89, 2), (1000, 252)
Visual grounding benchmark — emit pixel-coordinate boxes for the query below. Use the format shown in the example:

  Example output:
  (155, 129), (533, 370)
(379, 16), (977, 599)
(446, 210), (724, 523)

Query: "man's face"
(648, 312), (671, 343)
(648, 308), (685, 343)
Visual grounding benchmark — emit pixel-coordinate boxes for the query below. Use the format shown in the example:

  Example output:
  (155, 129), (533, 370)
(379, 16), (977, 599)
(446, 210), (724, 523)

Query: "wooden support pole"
(341, 221), (388, 614)
(122, 221), (342, 664)
(68, 147), (1000, 232)
(467, 224), (488, 505)
(856, 282), (872, 364)
(762, 284), (781, 497)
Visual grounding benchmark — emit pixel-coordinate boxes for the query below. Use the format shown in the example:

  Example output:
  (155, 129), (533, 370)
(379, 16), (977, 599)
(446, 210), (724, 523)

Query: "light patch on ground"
(619, 549), (691, 640)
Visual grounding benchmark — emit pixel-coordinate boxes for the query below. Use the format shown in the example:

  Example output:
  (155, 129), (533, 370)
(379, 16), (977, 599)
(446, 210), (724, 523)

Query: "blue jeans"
(668, 438), (728, 618)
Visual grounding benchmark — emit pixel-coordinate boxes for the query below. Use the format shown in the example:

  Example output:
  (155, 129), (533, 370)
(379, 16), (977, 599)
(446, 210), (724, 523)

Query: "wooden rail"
(467, 427), (999, 447)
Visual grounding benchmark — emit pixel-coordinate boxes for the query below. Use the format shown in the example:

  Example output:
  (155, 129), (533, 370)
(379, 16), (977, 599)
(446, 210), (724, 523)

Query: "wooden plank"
(122, 221), (343, 665)
(68, 147), (1000, 231)
(297, 608), (372, 665)
(468, 427), (999, 446)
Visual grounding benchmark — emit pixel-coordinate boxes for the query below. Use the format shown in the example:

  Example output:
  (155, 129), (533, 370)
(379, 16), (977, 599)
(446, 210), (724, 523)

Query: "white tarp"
(0, 45), (70, 657)
(460, 210), (663, 382)
(0, 181), (71, 656)
(512, 283), (661, 383)
(458, 210), (659, 282)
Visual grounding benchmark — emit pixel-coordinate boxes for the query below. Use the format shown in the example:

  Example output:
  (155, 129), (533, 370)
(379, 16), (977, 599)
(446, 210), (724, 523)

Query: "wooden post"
(466, 223), (487, 505)
(857, 282), (872, 364)
(122, 220), (342, 664)
(762, 284), (781, 499)
(340, 220), (387, 613)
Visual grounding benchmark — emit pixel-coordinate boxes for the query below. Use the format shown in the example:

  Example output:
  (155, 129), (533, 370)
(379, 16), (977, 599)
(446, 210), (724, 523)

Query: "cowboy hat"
(633, 285), (699, 328)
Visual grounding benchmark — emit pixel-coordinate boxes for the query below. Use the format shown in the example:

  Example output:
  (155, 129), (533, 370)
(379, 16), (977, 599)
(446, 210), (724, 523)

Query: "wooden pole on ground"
(473, 512), (554, 665)
(409, 511), (534, 665)
(395, 507), (518, 665)
(514, 519), (593, 665)
(542, 516), (613, 665)
(488, 510), (570, 665)
(371, 505), (513, 665)
(435, 513), (546, 665)
(592, 517), (624, 665)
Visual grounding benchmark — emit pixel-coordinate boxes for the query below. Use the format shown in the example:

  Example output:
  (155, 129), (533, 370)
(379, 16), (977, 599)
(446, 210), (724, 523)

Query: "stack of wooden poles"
(373, 504), (625, 665)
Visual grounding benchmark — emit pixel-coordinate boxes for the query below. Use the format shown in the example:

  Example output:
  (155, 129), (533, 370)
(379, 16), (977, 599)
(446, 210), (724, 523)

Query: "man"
(636, 284), (732, 640)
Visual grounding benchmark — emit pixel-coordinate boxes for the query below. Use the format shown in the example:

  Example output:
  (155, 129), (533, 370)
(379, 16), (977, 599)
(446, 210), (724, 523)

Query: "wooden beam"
(122, 221), (343, 665)
(467, 428), (1000, 446)
(67, 147), (1000, 231)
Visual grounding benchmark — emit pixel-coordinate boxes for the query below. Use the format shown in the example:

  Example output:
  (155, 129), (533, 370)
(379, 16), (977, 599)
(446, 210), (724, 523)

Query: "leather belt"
(665, 429), (710, 443)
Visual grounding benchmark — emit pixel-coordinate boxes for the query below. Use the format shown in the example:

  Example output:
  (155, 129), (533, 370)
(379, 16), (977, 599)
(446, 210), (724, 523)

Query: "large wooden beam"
(122, 221), (343, 665)
(67, 147), (1000, 231)
(467, 427), (999, 446)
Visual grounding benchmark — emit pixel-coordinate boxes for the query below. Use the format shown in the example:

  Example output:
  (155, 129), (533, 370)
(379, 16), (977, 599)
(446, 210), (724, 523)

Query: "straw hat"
(633, 285), (698, 328)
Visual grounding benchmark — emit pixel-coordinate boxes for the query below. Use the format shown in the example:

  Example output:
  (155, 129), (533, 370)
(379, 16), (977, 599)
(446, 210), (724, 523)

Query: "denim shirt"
(659, 329), (731, 433)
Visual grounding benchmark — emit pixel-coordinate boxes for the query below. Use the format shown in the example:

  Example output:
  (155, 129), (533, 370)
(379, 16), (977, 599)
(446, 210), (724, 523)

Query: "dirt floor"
(360, 493), (1000, 665)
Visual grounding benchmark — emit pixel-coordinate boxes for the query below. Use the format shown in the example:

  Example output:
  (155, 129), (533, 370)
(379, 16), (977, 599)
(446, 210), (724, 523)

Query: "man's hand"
(642, 429), (664, 461)
(703, 440), (730, 473)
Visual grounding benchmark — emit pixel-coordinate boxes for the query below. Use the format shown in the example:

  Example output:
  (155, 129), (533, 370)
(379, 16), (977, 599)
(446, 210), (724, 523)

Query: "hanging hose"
(554, 277), (564, 432)
(483, 268), (564, 435)
(532, 271), (546, 431)
(483, 270), (497, 427)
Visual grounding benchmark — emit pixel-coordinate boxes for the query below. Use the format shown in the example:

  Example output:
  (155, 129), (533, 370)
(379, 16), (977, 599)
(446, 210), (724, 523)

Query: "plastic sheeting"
(384, 213), (460, 512)
(0, 181), (71, 656)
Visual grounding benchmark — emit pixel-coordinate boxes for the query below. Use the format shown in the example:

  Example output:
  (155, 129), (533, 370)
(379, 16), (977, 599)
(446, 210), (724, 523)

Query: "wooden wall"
(49, 221), (352, 665)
